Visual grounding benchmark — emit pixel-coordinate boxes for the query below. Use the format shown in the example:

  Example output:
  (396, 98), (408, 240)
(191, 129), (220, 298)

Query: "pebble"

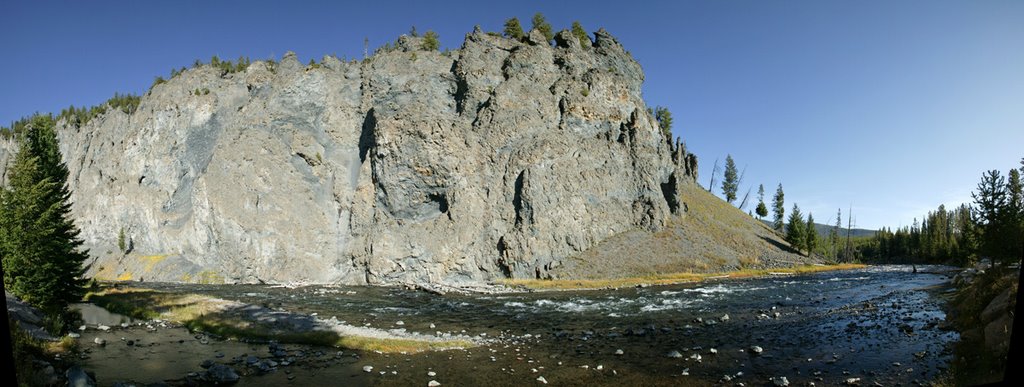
(721, 314), (730, 321)
(709, 348), (718, 354)
(614, 349), (624, 356)
(428, 371), (436, 377)
(536, 376), (548, 384)
(428, 380), (441, 387)
(772, 376), (790, 386)
(396, 320), (405, 326)
(750, 346), (763, 354)
(98, 325), (110, 331)
(78, 325), (87, 331)
(681, 368), (689, 376)
(845, 378), (861, 385)
(667, 350), (683, 358)
(93, 337), (106, 346)
(363, 365), (373, 373)
(68, 332), (81, 339)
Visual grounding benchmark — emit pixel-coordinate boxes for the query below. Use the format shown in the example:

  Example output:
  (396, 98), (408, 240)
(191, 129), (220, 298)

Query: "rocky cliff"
(1, 27), (702, 285)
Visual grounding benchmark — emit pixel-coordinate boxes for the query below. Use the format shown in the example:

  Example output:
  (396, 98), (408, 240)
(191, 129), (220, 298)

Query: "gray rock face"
(0, 28), (696, 285)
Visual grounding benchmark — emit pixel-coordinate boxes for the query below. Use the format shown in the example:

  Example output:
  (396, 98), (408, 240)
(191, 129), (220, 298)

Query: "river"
(73, 265), (958, 386)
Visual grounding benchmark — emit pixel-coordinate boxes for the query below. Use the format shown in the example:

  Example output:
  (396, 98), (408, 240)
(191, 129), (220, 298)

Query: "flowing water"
(75, 265), (959, 386)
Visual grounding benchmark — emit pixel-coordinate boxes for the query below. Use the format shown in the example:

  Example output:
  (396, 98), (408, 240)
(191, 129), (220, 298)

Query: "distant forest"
(856, 159), (1024, 267)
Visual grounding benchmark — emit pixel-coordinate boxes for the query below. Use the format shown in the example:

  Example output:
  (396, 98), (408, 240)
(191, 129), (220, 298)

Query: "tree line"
(859, 160), (1024, 267)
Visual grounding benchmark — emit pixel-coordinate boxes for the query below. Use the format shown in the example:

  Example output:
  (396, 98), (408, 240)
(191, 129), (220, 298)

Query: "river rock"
(667, 350), (683, 358)
(750, 345), (763, 354)
(363, 365), (374, 373)
(66, 366), (96, 387)
(203, 364), (240, 384)
(537, 376), (548, 384)
(0, 25), (697, 286)
(771, 376), (790, 386)
(428, 381), (441, 387)
(93, 337), (106, 346)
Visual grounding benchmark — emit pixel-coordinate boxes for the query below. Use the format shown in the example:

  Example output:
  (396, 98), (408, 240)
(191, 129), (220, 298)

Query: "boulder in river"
(203, 364), (240, 385)
(66, 365), (97, 387)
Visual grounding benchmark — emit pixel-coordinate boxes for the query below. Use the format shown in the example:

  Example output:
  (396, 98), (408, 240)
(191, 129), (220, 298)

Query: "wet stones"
(771, 376), (790, 386)
(202, 364), (240, 385)
(749, 345), (763, 355)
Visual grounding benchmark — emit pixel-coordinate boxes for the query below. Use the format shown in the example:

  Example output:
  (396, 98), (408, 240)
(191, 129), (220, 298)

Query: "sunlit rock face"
(0, 28), (696, 285)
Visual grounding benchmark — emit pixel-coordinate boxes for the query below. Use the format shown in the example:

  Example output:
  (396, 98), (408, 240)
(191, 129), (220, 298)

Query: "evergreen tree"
(972, 169), (1008, 267)
(571, 21), (590, 46)
(0, 115), (88, 332)
(805, 213), (818, 256)
(422, 30), (440, 51)
(531, 12), (554, 44)
(785, 204), (806, 251)
(722, 155), (738, 204)
(755, 184), (768, 219)
(503, 17), (525, 41)
(1006, 167), (1023, 264)
(772, 184), (785, 231)
(654, 106), (673, 140)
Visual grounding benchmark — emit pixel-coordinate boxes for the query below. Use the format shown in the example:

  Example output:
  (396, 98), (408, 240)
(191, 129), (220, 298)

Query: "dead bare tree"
(738, 186), (753, 211)
(844, 205), (853, 261)
(708, 158), (720, 192)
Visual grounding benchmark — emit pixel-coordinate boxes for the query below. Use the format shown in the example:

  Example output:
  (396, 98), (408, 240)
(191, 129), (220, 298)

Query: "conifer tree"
(422, 30), (440, 51)
(0, 115), (88, 332)
(722, 155), (738, 204)
(571, 21), (590, 46)
(531, 12), (554, 44)
(772, 184), (785, 231)
(503, 17), (525, 41)
(785, 203), (806, 251)
(972, 170), (1008, 267)
(805, 213), (818, 256)
(653, 106), (673, 141)
(755, 184), (769, 219)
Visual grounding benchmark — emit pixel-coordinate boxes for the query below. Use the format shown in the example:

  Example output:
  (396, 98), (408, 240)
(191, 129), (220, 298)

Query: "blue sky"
(2, 1), (1022, 230)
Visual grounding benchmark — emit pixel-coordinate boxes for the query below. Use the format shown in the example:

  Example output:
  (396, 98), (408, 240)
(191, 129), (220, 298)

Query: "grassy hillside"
(551, 181), (819, 280)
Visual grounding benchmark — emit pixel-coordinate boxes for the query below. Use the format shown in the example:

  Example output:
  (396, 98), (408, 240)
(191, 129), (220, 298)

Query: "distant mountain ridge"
(759, 220), (876, 238)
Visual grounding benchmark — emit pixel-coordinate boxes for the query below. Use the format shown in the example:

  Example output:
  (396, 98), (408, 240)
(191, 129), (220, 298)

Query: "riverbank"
(83, 285), (477, 353)
(943, 265), (1018, 385)
(500, 262), (867, 290)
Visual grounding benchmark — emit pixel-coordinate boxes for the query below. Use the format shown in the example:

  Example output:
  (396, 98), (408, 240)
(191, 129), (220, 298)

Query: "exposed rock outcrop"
(1, 27), (699, 285)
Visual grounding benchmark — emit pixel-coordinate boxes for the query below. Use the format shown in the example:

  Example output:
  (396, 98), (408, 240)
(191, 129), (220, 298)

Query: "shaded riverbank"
(68, 265), (962, 386)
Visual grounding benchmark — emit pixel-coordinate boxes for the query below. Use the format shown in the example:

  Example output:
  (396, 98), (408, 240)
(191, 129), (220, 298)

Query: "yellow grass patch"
(500, 263), (867, 291)
(139, 254), (169, 273)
